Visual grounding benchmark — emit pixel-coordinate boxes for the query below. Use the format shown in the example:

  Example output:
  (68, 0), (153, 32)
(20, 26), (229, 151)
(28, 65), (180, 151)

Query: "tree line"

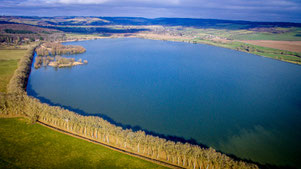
(36, 42), (86, 56)
(0, 44), (258, 169)
(4, 29), (35, 34)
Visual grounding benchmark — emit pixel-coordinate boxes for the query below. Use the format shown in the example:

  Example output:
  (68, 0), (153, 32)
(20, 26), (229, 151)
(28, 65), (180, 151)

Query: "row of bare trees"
(0, 44), (258, 169)
(36, 42), (86, 56)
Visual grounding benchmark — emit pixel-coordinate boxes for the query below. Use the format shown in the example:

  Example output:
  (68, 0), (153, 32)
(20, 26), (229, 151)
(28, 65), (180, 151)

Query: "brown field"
(240, 40), (301, 53)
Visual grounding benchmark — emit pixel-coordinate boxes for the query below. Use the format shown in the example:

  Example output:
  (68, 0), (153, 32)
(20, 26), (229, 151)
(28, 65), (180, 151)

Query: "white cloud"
(1, 0), (301, 22)
(46, 0), (108, 4)
(41, 0), (180, 5)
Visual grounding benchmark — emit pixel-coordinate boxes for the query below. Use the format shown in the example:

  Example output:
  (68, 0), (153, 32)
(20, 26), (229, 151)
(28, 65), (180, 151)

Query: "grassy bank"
(191, 39), (301, 65)
(0, 117), (167, 169)
(139, 33), (301, 65)
(0, 49), (27, 92)
(137, 26), (301, 65)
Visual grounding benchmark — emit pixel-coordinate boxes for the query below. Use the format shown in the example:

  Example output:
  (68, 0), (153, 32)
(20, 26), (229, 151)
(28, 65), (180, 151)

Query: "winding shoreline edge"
(1, 42), (259, 169)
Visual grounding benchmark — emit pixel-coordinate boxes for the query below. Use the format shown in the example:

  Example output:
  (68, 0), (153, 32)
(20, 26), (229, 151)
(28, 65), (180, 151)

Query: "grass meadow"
(0, 118), (167, 169)
(0, 49), (27, 93)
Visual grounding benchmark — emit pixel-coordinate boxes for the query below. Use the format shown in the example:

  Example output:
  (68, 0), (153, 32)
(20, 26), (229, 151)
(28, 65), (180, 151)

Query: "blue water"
(27, 38), (301, 168)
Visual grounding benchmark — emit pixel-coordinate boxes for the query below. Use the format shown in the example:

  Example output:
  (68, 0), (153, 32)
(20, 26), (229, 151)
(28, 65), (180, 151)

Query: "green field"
(0, 49), (27, 92)
(0, 117), (167, 169)
(191, 38), (301, 64)
(181, 27), (301, 41)
(228, 31), (301, 41)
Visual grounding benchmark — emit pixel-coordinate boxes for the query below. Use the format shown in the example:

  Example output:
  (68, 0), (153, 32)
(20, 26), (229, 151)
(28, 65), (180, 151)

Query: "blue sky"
(1, 0), (301, 22)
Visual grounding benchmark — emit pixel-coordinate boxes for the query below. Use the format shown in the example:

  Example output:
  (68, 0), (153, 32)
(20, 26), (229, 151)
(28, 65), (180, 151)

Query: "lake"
(27, 38), (301, 168)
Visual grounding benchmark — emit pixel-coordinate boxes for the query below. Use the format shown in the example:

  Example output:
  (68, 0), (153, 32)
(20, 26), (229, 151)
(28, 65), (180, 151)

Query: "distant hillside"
(100, 17), (301, 29)
(1, 16), (301, 29)
(0, 23), (64, 45)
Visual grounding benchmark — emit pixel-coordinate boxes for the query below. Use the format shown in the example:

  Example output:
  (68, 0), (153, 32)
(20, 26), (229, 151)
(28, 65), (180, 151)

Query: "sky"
(1, 0), (301, 23)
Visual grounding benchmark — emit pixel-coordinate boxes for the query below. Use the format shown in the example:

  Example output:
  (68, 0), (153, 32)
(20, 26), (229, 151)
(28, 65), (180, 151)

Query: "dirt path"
(240, 40), (301, 53)
(37, 120), (185, 169)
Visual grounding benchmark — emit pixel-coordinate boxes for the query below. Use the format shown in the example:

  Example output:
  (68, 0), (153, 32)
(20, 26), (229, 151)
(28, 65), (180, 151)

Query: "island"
(34, 42), (87, 69)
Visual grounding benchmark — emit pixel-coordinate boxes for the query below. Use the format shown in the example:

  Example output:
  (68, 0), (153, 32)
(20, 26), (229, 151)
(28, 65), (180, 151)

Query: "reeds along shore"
(0, 45), (258, 169)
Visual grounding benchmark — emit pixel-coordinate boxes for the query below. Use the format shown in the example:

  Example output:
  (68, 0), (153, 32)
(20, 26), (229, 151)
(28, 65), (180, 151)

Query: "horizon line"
(1, 15), (301, 24)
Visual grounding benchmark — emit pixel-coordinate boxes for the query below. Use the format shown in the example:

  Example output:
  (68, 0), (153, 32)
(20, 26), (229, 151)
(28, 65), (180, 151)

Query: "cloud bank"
(0, 0), (301, 22)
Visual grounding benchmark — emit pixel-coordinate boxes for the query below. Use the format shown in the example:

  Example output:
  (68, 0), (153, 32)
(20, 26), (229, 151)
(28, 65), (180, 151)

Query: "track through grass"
(0, 117), (167, 169)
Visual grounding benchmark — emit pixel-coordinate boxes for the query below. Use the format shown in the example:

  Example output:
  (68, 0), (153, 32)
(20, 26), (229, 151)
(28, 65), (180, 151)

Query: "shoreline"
(59, 34), (301, 65)
(135, 35), (301, 65)
(2, 41), (260, 169)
